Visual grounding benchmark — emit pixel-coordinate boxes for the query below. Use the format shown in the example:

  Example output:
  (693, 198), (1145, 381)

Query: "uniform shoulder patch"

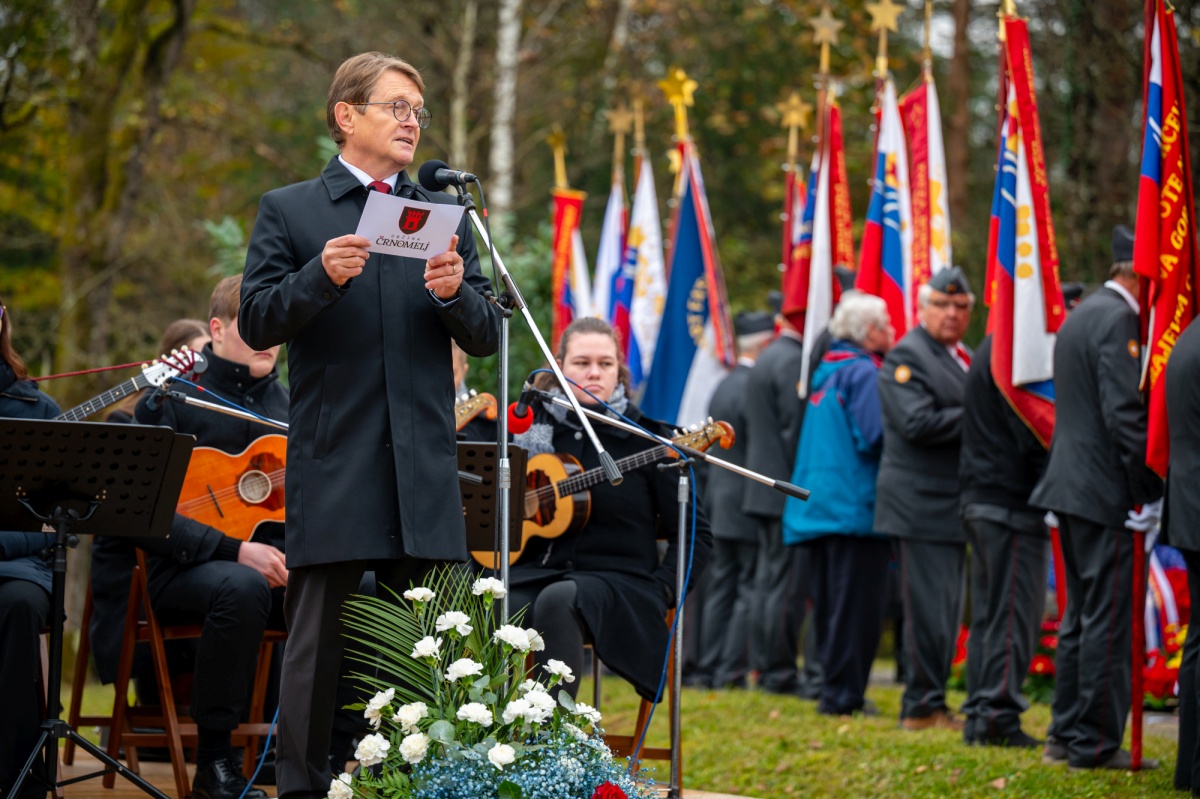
(894, 364), (912, 384)
(1128, 339), (1140, 358)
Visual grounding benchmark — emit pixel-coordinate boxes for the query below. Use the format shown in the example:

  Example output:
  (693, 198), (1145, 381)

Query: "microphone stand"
(452, 183), (623, 621)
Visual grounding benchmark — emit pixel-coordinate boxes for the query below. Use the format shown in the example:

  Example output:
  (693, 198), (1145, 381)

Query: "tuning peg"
(469, 389), (477, 397)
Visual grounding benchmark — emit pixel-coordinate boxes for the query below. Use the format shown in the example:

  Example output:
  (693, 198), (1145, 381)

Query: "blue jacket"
(782, 341), (886, 544)
(0, 361), (61, 592)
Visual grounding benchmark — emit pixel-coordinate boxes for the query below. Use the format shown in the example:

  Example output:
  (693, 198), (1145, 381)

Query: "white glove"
(1043, 511), (1060, 529)
(1125, 499), (1164, 533)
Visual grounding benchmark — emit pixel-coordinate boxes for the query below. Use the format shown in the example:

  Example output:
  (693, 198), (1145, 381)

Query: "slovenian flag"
(641, 141), (735, 425)
(621, 157), (668, 390)
(780, 158), (813, 322)
(984, 18), (1066, 447)
(592, 179), (627, 344)
(855, 78), (913, 337)
(1134, 0), (1198, 477)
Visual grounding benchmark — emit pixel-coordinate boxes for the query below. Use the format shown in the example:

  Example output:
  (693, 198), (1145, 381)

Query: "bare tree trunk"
(945, 0), (971, 238)
(450, 0), (478, 167)
(488, 0), (523, 235)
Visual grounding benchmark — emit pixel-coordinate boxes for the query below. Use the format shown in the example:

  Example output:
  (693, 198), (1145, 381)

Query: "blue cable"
(523, 371), (699, 773)
(168, 377), (286, 428)
(238, 706), (279, 799)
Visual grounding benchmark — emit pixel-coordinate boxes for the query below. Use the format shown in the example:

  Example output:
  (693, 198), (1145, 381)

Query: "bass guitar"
(175, 435), (287, 542)
(470, 419), (734, 567)
(56, 348), (206, 421)
(455, 390), (498, 431)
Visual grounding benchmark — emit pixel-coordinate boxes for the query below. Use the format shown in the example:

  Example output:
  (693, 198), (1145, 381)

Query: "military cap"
(928, 265), (972, 296)
(735, 310), (775, 336)
(1112, 224), (1135, 265)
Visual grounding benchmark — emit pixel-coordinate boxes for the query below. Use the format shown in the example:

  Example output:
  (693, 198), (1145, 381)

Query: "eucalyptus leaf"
(558, 692), (577, 713)
(427, 719), (456, 744)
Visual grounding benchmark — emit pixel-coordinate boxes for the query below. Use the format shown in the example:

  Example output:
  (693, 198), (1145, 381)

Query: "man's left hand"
(425, 234), (464, 300)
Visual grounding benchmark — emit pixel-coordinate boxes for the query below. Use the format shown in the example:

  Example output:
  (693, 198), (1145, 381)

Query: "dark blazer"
(1163, 319), (1200, 552)
(703, 363), (756, 542)
(959, 335), (1048, 515)
(874, 325), (969, 542)
(239, 158), (500, 567)
(740, 333), (805, 519)
(1030, 286), (1162, 528)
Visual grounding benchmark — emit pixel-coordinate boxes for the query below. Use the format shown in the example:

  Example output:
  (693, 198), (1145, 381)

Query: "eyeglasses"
(354, 99), (432, 129)
(928, 297), (972, 312)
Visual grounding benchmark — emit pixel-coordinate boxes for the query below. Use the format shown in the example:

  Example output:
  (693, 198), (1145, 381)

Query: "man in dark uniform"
(239, 52), (499, 799)
(1031, 226), (1163, 770)
(741, 299), (820, 697)
(876, 266), (973, 731)
(694, 310), (775, 689)
(1165, 316), (1200, 791)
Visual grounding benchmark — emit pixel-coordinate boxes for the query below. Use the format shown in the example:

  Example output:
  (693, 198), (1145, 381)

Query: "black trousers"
(509, 580), (586, 700)
(808, 535), (891, 714)
(751, 517), (820, 693)
(276, 558), (435, 799)
(897, 538), (966, 719)
(696, 538), (758, 687)
(1177, 549), (1200, 793)
(961, 512), (1049, 740)
(0, 578), (51, 798)
(150, 560), (280, 732)
(1047, 514), (1135, 767)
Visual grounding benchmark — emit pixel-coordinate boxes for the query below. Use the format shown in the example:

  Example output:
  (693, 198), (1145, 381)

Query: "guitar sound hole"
(238, 470), (272, 504)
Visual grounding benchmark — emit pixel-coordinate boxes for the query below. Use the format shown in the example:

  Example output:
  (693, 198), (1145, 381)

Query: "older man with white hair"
(875, 267), (974, 731)
(782, 292), (894, 716)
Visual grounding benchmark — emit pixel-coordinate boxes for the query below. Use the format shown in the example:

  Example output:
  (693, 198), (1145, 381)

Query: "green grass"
(67, 677), (1177, 798)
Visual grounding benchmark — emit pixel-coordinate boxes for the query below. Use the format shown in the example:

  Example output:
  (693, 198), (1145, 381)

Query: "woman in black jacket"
(0, 295), (62, 799)
(508, 317), (712, 702)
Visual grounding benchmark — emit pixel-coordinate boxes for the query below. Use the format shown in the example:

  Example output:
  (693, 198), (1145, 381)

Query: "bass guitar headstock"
(671, 418), (735, 453)
(455, 390), (499, 431)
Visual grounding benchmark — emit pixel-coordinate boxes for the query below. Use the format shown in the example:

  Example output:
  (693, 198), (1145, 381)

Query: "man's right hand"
(238, 541), (289, 588)
(322, 234), (372, 286)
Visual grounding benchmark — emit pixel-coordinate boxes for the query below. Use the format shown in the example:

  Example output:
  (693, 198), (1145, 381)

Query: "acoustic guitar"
(176, 391), (502, 540)
(470, 419), (735, 567)
(455, 390), (498, 431)
(56, 347), (206, 422)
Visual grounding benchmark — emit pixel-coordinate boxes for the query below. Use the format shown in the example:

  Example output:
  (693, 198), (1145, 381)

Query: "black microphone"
(418, 160), (477, 192)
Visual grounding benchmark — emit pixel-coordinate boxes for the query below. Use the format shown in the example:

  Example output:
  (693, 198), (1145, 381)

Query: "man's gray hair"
(917, 282), (976, 309)
(829, 292), (889, 344)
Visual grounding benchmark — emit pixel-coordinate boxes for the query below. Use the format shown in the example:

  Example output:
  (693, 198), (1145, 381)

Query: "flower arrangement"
(333, 567), (655, 799)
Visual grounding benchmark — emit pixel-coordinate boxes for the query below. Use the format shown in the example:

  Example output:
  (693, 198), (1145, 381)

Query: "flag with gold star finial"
(984, 17), (1065, 447)
(900, 76), (953, 316)
(620, 156), (667, 390)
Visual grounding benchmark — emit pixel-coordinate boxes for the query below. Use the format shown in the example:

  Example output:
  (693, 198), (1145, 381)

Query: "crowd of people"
(0, 46), (1198, 799)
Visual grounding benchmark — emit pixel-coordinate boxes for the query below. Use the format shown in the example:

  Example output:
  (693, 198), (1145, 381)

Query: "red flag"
(1134, 0), (1199, 477)
(550, 189), (587, 349)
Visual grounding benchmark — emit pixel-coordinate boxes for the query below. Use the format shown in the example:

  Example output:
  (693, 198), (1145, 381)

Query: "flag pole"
(923, 0), (934, 79)
(777, 92), (812, 272)
(605, 104), (633, 188)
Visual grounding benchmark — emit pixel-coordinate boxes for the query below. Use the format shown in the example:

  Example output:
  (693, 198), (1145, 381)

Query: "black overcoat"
(507, 402), (713, 701)
(740, 332), (805, 519)
(874, 325), (968, 542)
(1030, 287), (1162, 528)
(239, 158), (500, 567)
(703, 363), (756, 542)
(1162, 316), (1200, 551)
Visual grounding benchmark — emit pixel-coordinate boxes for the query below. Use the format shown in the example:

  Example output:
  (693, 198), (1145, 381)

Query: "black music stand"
(0, 420), (194, 799)
(458, 442), (526, 567)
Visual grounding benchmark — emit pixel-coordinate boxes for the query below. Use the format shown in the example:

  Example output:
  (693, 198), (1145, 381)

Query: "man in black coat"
(238, 53), (499, 799)
(958, 335), (1049, 748)
(876, 267), (973, 731)
(741, 306), (820, 697)
(694, 311), (775, 689)
(1030, 227), (1163, 770)
(1165, 317), (1200, 791)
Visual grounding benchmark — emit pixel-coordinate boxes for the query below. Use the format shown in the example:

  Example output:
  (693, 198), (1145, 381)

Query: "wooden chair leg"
(143, 584), (191, 799)
(63, 585), (95, 765)
(241, 640), (276, 781)
(104, 571), (145, 789)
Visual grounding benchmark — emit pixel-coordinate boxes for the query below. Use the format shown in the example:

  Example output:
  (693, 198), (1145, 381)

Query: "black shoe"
(1042, 736), (1068, 764)
(1070, 749), (1160, 771)
(967, 729), (1043, 749)
(189, 758), (268, 799)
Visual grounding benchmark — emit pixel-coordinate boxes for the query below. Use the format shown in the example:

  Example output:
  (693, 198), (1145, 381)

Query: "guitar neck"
(57, 375), (147, 422)
(555, 445), (673, 497)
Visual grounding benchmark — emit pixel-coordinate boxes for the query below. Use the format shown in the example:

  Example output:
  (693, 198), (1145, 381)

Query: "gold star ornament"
(776, 92), (813, 132)
(605, 104), (634, 136)
(866, 0), (904, 33)
(810, 5), (844, 46)
(658, 68), (698, 109)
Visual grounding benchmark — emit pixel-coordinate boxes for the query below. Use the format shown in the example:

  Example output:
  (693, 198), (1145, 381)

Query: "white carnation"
(487, 742), (516, 770)
(445, 658), (484, 683)
(472, 576), (508, 599)
(543, 659), (576, 683)
(363, 687), (394, 729)
(493, 624), (530, 651)
(524, 689), (556, 714)
(456, 702), (493, 726)
(574, 702), (602, 725)
(524, 628), (545, 651)
(434, 610), (473, 636)
(354, 733), (391, 767)
(398, 732), (430, 764)
(518, 678), (547, 695)
(392, 701), (429, 733)
(327, 773), (353, 799)
(410, 635), (442, 659)
(402, 586), (435, 602)
(502, 698), (550, 725)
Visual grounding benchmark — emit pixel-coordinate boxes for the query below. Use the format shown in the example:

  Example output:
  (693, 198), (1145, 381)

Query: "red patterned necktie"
(955, 344), (972, 370)
(368, 181), (392, 194)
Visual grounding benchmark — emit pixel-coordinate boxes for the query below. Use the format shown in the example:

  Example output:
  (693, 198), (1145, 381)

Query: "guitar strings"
(176, 467), (286, 510)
